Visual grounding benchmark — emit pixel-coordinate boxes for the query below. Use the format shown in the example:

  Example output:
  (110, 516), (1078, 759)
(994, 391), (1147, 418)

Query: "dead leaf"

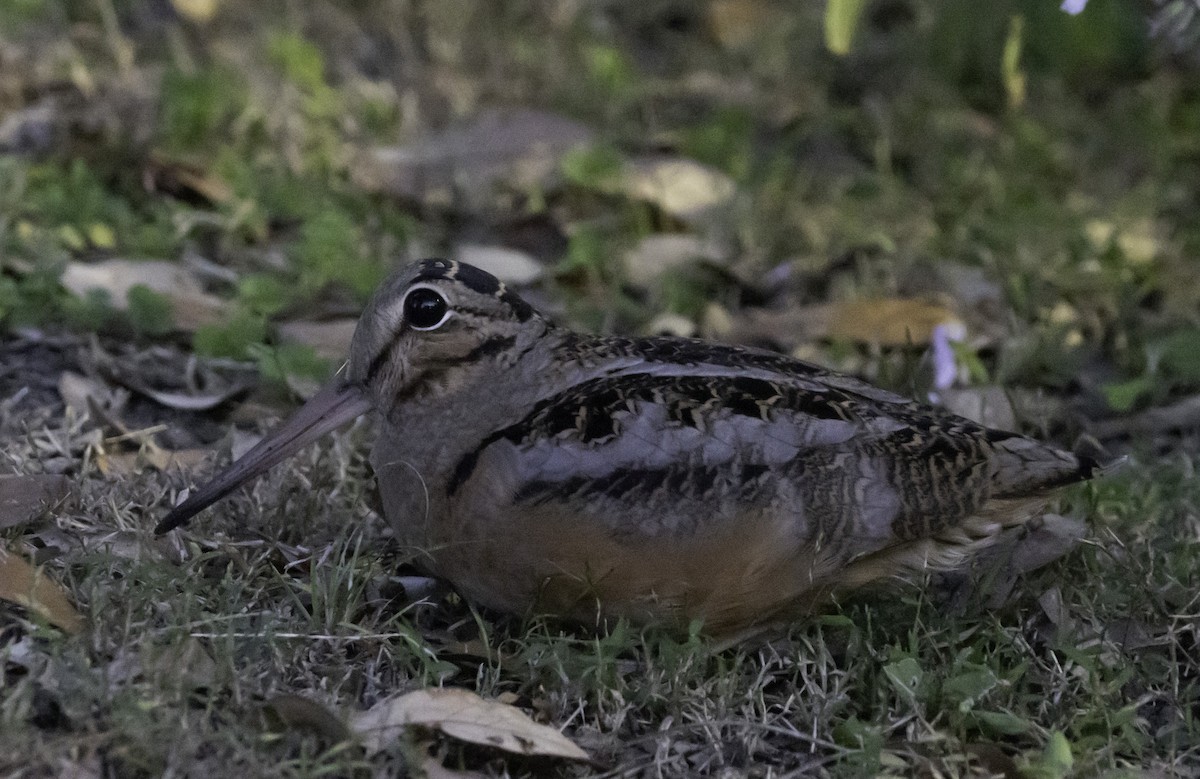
(265, 695), (351, 742)
(142, 636), (219, 689)
(58, 371), (120, 417)
(822, 299), (964, 345)
(170, 0), (221, 23)
(708, 0), (780, 49)
(1009, 515), (1087, 576)
(617, 157), (737, 222)
(95, 447), (211, 477)
(623, 234), (727, 287)
(351, 687), (588, 761)
(143, 152), (233, 204)
(453, 245), (543, 286)
(60, 259), (229, 331)
(644, 312), (697, 338)
(730, 298), (964, 349)
(940, 387), (1017, 431)
(0, 547), (84, 633)
(0, 475), (71, 530)
(276, 319), (357, 361)
(354, 108), (594, 209)
(125, 384), (253, 412)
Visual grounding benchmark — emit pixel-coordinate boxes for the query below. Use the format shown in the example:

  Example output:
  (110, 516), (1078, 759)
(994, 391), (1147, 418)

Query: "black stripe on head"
(413, 259), (534, 322)
(448, 261), (504, 296)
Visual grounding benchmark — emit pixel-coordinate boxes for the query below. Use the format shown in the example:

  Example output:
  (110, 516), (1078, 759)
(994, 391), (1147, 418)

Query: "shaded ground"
(2, 1), (1199, 776)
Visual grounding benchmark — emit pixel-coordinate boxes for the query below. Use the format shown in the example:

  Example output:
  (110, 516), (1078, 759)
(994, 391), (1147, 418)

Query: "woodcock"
(158, 259), (1105, 635)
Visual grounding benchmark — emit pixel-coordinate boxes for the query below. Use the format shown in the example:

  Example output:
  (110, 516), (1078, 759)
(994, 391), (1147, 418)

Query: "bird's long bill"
(155, 380), (373, 534)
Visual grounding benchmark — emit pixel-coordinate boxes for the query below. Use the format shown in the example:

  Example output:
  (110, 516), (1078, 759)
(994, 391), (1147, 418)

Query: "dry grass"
(2, 369), (1196, 776)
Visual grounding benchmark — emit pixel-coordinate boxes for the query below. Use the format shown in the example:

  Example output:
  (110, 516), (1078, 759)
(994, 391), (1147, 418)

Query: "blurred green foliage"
(0, 0), (1194, 408)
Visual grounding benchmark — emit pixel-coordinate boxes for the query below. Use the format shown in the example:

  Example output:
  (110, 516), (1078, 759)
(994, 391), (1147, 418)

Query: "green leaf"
(1100, 374), (1155, 412)
(63, 288), (117, 331)
(268, 31), (327, 93)
(193, 309), (267, 360)
(824, 0), (869, 56)
(237, 274), (291, 316)
(832, 716), (882, 754)
(561, 145), (623, 190)
(1025, 731), (1073, 779)
(943, 667), (999, 712)
(250, 343), (332, 385)
(562, 225), (608, 273)
(160, 66), (245, 151)
(582, 44), (636, 97)
(882, 656), (923, 702)
(294, 209), (379, 297)
(1002, 15), (1026, 109)
(1155, 328), (1200, 382)
(127, 285), (174, 337)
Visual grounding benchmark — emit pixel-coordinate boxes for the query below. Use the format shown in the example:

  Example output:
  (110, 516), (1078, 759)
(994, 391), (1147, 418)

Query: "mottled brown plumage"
(159, 259), (1104, 635)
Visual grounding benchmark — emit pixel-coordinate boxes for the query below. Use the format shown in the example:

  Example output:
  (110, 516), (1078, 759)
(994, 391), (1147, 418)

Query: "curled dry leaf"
(0, 547), (84, 633)
(351, 687), (589, 761)
(125, 384), (253, 412)
(0, 474), (72, 530)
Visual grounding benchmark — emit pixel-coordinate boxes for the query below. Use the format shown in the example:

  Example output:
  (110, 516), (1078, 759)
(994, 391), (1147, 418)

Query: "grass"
(2, 430), (1195, 775)
(2, 0), (1200, 776)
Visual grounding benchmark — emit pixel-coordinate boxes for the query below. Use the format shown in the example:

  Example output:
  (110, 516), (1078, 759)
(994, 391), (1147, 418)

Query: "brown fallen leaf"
(0, 547), (84, 633)
(0, 474), (72, 531)
(708, 0), (780, 50)
(95, 447), (211, 477)
(143, 151), (233, 204)
(730, 298), (965, 349)
(350, 687), (589, 761)
(265, 695), (352, 742)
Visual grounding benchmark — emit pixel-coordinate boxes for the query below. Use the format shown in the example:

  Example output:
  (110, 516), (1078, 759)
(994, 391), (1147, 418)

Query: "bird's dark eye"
(403, 287), (450, 330)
